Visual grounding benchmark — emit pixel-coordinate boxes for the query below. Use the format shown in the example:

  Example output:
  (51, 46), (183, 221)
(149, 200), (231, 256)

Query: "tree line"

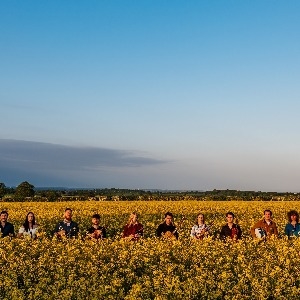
(1, 181), (300, 202)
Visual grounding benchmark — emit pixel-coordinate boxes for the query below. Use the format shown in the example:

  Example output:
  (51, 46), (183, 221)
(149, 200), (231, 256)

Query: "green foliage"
(0, 182), (6, 198)
(1, 180), (300, 201)
(44, 190), (60, 202)
(14, 181), (35, 201)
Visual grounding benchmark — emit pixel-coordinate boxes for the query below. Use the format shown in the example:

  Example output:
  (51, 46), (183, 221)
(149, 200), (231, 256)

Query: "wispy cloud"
(0, 139), (169, 186)
(1, 102), (36, 110)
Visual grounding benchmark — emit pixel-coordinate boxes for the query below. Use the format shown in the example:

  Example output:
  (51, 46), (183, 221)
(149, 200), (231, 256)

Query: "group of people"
(191, 209), (300, 241)
(1, 208), (300, 241)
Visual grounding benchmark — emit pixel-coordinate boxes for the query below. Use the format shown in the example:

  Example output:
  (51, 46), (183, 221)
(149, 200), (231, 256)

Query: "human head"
(164, 212), (173, 225)
(196, 213), (205, 225)
(0, 210), (8, 223)
(128, 212), (138, 224)
(287, 210), (299, 223)
(26, 212), (35, 224)
(64, 208), (72, 221)
(226, 212), (235, 224)
(264, 210), (272, 221)
(23, 212), (36, 230)
(92, 213), (100, 225)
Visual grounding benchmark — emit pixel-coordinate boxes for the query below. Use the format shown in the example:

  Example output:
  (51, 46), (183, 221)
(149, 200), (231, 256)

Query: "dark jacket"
(220, 223), (242, 241)
(284, 223), (300, 238)
(87, 226), (106, 239)
(0, 222), (14, 237)
(54, 220), (79, 238)
(156, 222), (179, 239)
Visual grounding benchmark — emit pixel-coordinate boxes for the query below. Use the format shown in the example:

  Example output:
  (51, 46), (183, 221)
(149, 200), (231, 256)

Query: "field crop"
(0, 201), (300, 299)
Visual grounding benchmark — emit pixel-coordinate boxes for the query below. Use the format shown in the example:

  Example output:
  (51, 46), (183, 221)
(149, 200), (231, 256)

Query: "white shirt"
(19, 226), (38, 239)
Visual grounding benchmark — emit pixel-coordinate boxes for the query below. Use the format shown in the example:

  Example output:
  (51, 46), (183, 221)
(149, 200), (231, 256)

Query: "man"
(86, 214), (106, 239)
(156, 212), (178, 239)
(220, 212), (242, 241)
(53, 208), (79, 238)
(0, 210), (14, 237)
(251, 209), (278, 238)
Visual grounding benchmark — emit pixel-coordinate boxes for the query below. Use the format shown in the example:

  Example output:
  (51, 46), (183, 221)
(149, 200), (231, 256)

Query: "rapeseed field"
(1, 201), (300, 299)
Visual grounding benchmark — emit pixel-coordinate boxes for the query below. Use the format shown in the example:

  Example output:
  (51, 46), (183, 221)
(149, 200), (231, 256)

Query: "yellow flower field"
(1, 201), (300, 299)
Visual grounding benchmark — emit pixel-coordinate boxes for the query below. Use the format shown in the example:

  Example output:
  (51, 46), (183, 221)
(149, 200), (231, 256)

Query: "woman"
(190, 213), (210, 239)
(285, 210), (300, 239)
(18, 212), (39, 239)
(122, 212), (143, 241)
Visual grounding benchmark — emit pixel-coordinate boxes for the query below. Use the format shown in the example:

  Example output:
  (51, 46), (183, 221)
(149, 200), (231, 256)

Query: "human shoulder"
(270, 220), (277, 226)
(87, 226), (94, 233)
(18, 225), (25, 233)
(136, 222), (143, 229)
(284, 223), (293, 230)
(6, 222), (14, 231)
(221, 224), (229, 230)
(252, 219), (264, 227)
(157, 222), (165, 229)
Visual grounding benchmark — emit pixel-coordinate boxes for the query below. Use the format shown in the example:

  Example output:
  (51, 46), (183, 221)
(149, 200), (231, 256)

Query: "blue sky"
(1, 1), (300, 191)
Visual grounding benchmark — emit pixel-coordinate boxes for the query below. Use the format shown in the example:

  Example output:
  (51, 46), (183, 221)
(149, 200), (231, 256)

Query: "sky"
(1, 1), (300, 191)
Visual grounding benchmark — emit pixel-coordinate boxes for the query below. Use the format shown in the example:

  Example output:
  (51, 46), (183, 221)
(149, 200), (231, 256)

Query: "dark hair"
(264, 209), (272, 216)
(287, 210), (299, 223)
(164, 212), (173, 219)
(0, 210), (8, 216)
(92, 214), (100, 219)
(195, 213), (205, 225)
(226, 212), (235, 218)
(23, 212), (36, 231)
(65, 208), (72, 212)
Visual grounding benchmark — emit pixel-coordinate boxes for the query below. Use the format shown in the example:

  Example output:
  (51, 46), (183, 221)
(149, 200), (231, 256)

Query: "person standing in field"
(53, 208), (79, 238)
(156, 212), (179, 240)
(18, 212), (39, 239)
(220, 212), (242, 241)
(86, 213), (106, 240)
(284, 210), (300, 239)
(251, 209), (278, 239)
(0, 210), (14, 238)
(190, 213), (210, 239)
(122, 212), (143, 241)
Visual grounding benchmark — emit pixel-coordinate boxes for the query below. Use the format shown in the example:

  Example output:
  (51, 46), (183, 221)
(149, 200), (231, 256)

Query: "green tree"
(14, 181), (35, 201)
(45, 190), (60, 202)
(0, 182), (6, 198)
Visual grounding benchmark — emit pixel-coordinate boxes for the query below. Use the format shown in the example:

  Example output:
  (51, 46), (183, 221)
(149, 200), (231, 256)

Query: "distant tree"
(0, 182), (6, 198)
(14, 181), (35, 201)
(45, 190), (60, 202)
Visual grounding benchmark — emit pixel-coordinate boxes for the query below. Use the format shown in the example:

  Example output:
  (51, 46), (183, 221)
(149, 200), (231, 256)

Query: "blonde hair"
(128, 212), (138, 225)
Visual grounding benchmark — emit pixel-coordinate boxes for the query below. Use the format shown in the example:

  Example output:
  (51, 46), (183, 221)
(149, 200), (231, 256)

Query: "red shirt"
(122, 223), (143, 240)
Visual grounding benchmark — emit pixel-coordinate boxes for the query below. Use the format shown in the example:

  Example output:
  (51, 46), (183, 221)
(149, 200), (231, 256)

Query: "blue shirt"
(284, 223), (300, 238)
(54, 220), (79, 238)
